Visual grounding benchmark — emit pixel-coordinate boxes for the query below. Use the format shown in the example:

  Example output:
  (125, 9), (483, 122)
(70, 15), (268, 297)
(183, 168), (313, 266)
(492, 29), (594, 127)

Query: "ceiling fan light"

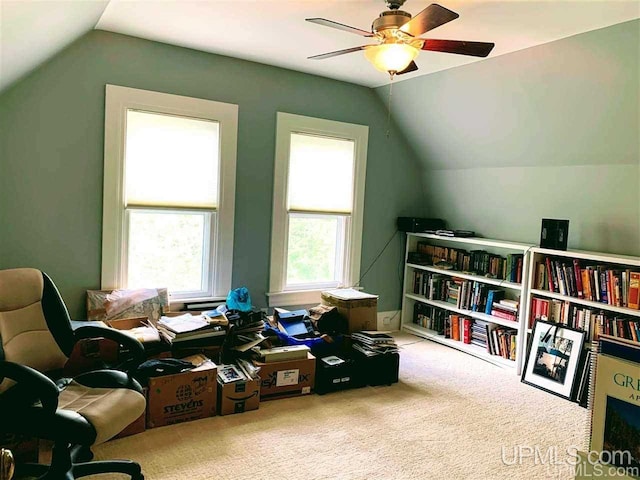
(364, 43), (418, 73)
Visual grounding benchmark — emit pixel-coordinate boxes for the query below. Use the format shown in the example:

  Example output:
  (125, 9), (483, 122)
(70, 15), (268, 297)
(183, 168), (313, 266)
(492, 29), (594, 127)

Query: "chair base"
(14, 442), (143, 480)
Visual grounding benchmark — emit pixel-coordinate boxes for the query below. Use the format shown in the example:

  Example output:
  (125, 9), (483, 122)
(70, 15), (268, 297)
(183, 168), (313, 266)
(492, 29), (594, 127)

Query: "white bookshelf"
(525, 246), (640, 345)
(400, 233), (534, 374)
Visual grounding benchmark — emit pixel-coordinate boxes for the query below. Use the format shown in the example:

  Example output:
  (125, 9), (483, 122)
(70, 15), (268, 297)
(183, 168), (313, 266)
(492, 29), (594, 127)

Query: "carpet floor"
(93, 333), (588, 479)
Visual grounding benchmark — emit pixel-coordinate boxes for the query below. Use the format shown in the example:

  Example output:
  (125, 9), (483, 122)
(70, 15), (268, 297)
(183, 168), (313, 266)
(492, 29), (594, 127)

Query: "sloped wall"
(375, 20), (640, 255)
(0, 31), (425, 317)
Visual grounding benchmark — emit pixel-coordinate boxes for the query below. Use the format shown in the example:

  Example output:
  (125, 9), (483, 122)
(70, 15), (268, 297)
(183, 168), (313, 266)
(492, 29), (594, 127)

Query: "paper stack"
(157, 313), (227, 344)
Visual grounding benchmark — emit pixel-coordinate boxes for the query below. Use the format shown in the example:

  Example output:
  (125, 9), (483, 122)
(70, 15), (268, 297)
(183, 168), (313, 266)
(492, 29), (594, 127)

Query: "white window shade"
(125, 110), (220, 208)
(287, 133), (355, 213)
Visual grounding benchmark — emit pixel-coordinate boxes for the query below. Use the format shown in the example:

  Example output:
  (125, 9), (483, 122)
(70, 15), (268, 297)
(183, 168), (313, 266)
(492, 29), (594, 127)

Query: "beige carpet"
(93, 333), (588, 480)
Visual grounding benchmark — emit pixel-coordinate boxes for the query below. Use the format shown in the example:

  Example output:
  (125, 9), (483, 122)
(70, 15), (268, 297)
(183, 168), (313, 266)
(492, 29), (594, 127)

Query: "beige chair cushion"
(0, 269), (68, 393)
(58, 381), (146, 445)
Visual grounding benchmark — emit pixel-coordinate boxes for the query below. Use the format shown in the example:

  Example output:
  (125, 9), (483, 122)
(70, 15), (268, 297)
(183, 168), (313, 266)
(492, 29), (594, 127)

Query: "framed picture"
(521, 319), (586, 400)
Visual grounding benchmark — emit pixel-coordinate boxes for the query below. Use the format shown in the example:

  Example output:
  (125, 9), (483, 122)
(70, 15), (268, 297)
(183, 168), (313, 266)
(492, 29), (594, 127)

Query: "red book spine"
(463, 318), (472, 344)
(491, 310), (517, 321)
(573, 259), (583, 298)
(545, 257), (555, 292)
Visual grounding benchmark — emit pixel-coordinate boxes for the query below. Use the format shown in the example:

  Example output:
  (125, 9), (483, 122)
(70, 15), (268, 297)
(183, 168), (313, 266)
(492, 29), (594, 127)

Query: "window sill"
(266, 289), (323, 308)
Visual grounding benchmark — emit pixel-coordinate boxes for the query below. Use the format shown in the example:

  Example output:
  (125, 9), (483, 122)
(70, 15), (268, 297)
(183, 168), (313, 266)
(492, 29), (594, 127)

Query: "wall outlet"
(382, 316), (392, 325)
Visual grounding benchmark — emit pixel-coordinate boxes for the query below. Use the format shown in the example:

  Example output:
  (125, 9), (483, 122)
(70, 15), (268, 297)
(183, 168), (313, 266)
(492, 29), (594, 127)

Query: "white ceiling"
(1, 1), (639, 92)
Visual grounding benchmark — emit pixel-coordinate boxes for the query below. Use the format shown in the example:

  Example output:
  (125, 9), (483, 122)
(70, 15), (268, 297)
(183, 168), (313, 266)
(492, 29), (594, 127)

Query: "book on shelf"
(484, 289), (505, 315)
(629, 272), (640, 309)
(451, 314), (460, 341)
(536, 256), (640, 310)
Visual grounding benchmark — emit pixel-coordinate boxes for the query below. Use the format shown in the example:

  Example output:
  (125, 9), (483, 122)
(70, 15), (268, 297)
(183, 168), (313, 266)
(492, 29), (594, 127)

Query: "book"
(218, 364), (246, 383)
(462, 318), (472, 344)
(629, 272), (640, 310)
(588, 337), (640, 475)
(451, 314), (460, 341)
(158, 314), (213, 334)
(484, 289), (505, 315)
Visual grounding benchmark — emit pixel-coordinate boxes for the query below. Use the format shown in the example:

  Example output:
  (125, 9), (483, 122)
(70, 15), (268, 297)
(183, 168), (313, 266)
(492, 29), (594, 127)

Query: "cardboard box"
(254, 353), (316, 400)
(217, 378), (260, 415)
(146, 357), (217, 428)
(86, 289), (169, 323)
(0, 433), (38, 464)
(112, 411), (146, 439)
(321, 291), (378, 333)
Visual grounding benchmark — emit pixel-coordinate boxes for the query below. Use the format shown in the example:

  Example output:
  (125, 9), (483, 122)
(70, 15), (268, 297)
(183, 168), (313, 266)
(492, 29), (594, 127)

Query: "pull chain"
(385, 73), (394, 138)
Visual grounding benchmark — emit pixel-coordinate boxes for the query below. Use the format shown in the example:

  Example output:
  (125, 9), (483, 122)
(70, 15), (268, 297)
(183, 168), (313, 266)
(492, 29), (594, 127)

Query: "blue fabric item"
(226, 287), (252, 312)
(264, 325), (343, 358)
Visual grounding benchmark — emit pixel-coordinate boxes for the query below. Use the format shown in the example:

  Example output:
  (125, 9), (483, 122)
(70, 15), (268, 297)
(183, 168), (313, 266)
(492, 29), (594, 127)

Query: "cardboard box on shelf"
(146, 356), (217, 428)
(321, 289), (378, 333)
(254, 353), (316, 400)
(217, 378), (260, 415)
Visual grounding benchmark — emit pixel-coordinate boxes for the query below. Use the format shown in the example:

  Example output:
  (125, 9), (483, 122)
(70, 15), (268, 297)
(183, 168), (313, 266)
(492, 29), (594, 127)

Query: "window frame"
(268, 112), (369, 307)
(102, 85), (238, 302)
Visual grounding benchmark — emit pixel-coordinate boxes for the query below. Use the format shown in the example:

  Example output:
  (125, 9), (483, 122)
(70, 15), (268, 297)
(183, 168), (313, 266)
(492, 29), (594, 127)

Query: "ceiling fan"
(306, 0), (495, 78)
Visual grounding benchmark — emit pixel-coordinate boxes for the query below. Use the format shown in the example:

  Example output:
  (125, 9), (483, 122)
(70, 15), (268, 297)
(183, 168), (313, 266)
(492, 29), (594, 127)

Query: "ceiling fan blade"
(421, 39), (495, 57)
(306, 18), (373, 37)
(400, 4), (459, 37)
(308, 45), (372, 60)
(396, 61), (419, 75)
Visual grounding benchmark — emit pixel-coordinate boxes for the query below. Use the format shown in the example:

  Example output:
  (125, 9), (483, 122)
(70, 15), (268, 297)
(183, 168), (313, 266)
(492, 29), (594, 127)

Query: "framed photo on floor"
(521, 320), (586, 400)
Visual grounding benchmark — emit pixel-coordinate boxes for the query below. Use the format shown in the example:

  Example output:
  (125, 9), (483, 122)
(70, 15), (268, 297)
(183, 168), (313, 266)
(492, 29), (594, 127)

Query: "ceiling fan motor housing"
(373, 10), (412, 33)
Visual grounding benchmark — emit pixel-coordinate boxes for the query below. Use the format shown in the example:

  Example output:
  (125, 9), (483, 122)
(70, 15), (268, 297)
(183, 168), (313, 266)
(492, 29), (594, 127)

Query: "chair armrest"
(74, 325), (146, 370)
(0, 361), (59, 413)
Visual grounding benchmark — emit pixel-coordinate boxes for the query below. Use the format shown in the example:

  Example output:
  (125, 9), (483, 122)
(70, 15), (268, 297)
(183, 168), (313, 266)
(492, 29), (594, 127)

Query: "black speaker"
(540, 219), (569, 250)
(397, 217), (446, 233)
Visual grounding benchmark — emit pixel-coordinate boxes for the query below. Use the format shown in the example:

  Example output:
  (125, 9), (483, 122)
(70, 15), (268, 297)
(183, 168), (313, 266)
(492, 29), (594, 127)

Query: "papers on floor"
(351, 331), (398, 356)
(157, 313), (227, 344)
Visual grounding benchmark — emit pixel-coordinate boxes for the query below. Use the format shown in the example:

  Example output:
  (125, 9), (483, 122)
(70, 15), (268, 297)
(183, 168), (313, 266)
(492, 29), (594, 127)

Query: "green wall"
(375, 20), (640, 255)
(0, 31), (426, 318)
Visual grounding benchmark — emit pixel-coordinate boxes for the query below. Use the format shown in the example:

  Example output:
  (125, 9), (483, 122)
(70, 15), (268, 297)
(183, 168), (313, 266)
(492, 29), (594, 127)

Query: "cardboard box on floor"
(254, 353), (316, 400)
(146, 355), (217, 428)
(113, 411), (146, 439)
(217, 377), (260, 415)
(321, 290), (378, 333)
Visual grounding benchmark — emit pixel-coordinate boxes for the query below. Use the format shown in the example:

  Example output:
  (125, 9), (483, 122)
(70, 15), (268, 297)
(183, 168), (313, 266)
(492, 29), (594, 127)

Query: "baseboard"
(377, 310), (401, 331)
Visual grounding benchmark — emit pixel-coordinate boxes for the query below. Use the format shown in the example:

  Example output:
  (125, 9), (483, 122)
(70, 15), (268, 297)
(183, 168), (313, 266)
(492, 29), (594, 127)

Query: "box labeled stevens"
(146, 356), (217, 428)
(321, 289), (378, 333)
(254, 353), (316, 400)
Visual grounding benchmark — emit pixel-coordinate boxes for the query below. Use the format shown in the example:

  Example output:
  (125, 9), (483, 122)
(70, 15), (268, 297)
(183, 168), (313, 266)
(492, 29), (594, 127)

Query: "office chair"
(0, 268), (147, 479)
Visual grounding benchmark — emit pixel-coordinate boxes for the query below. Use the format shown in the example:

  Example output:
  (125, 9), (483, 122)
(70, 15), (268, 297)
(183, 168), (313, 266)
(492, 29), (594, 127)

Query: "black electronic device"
(397, 217), (446, 233)
(540, 219), (569, 250)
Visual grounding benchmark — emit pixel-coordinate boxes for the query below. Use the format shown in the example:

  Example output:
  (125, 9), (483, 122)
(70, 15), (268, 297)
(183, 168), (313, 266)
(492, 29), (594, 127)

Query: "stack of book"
(489, 298), (519, 323)
(227, 310), (268, 353)
(351, 331), (398, 356)
(157, 313), (227, 344)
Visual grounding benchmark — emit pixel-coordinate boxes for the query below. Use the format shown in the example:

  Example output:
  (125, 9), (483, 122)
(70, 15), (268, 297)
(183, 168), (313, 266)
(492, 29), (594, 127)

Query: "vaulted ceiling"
(1, 0), (639, 92)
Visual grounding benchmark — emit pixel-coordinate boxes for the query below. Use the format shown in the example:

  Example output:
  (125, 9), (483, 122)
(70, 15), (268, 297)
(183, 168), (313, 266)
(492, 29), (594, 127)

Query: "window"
(269, 112), (369, 306)
(102, 85), (238, 302)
